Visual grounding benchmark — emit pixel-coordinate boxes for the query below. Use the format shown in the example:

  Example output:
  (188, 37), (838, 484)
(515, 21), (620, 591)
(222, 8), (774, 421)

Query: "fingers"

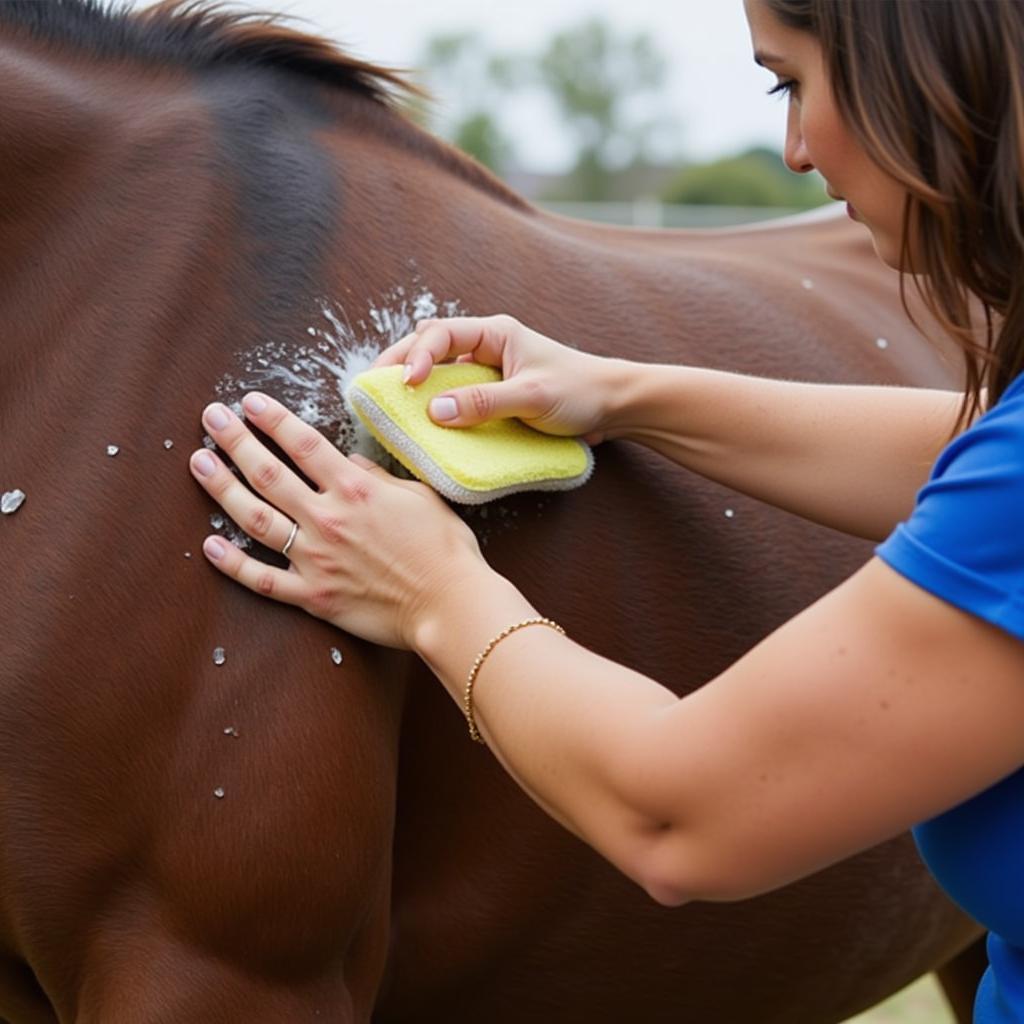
(239, 393), (350, 489)
(372, 332), (421, 369)
(375, 315), (517, 386)
(201, 534), (308, 606)
(190, 448), (299, 552)
(201, 400), (320, 516)
(372, 317), (454, 369)
(347, 452), (384, 473)
(407, 315), (516, 385)
(427, 378), (552, 429)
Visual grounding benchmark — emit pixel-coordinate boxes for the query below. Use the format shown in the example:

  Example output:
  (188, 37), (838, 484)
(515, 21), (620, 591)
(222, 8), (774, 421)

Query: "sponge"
(346, 363), (594, 504)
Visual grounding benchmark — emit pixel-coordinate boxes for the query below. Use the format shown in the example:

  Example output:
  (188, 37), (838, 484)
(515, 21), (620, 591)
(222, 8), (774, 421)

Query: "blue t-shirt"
(875, 371), (1024, 1023)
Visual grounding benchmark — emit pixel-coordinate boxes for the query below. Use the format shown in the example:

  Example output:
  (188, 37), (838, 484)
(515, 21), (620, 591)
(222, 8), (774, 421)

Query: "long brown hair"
(766, 0), (1024, 429)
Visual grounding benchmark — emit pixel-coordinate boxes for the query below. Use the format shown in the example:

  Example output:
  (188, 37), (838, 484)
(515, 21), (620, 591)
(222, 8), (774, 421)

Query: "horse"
(0, 2), (984, 1021)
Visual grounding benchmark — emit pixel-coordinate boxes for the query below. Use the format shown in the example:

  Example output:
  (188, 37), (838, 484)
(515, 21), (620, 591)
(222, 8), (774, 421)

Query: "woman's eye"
(767, 79), (798, 99)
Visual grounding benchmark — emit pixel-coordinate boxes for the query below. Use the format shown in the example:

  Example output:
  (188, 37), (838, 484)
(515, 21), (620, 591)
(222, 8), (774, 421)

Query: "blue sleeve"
(875, 374), (1024, 644)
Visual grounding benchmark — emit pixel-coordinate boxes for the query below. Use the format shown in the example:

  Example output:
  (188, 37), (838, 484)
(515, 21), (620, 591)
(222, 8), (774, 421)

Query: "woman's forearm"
(599, 361), (965, 540)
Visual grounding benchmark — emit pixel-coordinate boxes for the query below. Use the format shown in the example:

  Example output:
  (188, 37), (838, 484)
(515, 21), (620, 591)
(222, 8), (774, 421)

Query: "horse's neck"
(0, 40), (213, 373)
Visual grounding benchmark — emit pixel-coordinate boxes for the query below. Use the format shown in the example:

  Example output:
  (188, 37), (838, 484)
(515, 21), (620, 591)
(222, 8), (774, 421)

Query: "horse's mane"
(0, 0), (529, 211)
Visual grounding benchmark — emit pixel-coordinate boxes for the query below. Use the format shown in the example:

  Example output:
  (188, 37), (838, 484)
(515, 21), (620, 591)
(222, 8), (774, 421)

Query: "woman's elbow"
(630, 828), (766, 906)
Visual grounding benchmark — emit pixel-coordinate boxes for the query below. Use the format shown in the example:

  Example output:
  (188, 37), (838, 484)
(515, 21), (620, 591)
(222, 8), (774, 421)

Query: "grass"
(844, 975), (954, 1024)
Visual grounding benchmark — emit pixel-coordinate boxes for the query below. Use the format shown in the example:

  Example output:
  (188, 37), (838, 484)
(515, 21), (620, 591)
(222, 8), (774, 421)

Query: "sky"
(134, 0), (790, 172)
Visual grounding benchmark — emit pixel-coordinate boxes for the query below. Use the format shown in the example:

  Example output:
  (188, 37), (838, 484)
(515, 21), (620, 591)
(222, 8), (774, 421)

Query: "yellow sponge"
(346, 364), (594, 504)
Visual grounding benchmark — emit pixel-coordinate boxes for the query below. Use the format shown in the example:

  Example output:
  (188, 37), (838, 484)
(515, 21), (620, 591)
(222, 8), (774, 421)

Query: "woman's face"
(743, 0), (907, 269)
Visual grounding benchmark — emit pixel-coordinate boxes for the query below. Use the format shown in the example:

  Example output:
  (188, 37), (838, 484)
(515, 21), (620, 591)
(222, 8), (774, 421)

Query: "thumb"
(428, 380), (543, 428)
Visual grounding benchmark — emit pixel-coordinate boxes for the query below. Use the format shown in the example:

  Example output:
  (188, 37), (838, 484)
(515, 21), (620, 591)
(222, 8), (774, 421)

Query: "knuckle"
(338, 475), (372, 504)
(494, 313), (519, 333)
(307, 587), (336, 616)
(313, 511), (347, 543)
(254, 572), (276, 597)
(252, 460), (282, 490)
(292, 429), (322, 462)
(521, 377), (549, 409)
(244, 505), (273, 539)
(469, 386), (494, 420)
(309, 549), (336, 571)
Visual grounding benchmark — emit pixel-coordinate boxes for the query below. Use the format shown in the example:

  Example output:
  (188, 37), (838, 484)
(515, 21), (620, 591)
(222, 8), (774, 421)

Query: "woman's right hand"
(372, 314), (619, 444)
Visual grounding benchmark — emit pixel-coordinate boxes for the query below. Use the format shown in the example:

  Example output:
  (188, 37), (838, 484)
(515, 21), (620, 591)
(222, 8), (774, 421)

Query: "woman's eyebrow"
(754, 51), (785, 67)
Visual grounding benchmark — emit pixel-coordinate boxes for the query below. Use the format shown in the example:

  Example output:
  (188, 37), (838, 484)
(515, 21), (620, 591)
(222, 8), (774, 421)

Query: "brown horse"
(0, 3), (984, 1022)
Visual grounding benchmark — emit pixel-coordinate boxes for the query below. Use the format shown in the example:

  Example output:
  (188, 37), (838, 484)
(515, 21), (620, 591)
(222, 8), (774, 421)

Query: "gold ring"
(281, 521), (299, 559)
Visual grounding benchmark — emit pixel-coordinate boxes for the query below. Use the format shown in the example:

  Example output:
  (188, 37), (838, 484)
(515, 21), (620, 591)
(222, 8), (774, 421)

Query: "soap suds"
(213, 289), (456, 470)
(1, 489), (26, 515)
(210, 286), (522, 547)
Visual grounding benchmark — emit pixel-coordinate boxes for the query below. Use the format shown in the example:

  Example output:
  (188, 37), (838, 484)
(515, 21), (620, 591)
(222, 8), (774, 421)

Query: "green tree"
(535, 19), (676, 200)
(416, 32), (515, 174)
(662, 146), (828, 209)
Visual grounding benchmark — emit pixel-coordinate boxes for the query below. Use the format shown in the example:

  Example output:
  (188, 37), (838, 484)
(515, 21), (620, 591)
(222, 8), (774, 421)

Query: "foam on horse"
(0, 3), (983, 1021)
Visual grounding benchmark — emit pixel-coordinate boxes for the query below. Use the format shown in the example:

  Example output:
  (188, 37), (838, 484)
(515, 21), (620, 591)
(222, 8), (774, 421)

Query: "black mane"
(0, 0), (414, 108)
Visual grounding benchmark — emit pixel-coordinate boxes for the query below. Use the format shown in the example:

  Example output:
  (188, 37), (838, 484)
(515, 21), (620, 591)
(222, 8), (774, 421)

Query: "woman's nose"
(784, 111), (814, 174)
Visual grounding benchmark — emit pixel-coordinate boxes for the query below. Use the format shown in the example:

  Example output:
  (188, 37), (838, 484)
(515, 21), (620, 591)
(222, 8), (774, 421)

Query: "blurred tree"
(416, 19), (678, 200)
(662, 146), (828, 208)
(534, 19), (676, 200)
(415, 31), (515, 174)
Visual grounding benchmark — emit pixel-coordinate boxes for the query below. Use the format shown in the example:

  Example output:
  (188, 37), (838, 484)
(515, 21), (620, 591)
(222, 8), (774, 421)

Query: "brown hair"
(766, 0), (1024, 429)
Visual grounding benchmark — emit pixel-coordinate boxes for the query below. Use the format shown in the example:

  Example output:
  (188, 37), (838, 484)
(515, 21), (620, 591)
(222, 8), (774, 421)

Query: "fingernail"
(402, 363), (413, 384)
(193, 452), (216, 477)
(205, 404), (231, 430)
(243, 393), (267, 415)
(430, 397), (458, 421)
(203, 537), (226, 560)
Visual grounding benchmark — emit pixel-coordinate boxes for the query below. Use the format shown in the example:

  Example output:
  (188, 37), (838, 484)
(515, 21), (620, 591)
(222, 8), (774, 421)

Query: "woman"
(189, 1), (1024, 1019)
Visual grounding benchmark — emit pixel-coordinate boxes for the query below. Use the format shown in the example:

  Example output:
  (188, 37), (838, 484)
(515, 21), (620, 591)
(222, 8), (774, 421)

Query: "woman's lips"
(846, 202), (859, 221)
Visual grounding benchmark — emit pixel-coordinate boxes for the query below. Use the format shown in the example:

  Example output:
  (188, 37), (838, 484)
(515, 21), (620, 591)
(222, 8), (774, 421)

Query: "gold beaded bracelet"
(463, 617), (566, 744)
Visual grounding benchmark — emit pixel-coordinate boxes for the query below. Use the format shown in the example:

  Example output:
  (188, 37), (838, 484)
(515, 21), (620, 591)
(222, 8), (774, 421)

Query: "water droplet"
(184, 552), (192, 559)
(1, 489), (26, 515)
(330, 647), (343, 666)
(876, 337), (889, 349)
(106, 444), (120, 457)
(213, 646), (226, 666)
(163, 438), (174, 450)
(210, 513), (225, 529)
(724, 508), (735, 519)
(213, 787), (225, 799)
(223, 726), (239, 737)
(307, 326), (316, 336)
(801, 278), (814, 290)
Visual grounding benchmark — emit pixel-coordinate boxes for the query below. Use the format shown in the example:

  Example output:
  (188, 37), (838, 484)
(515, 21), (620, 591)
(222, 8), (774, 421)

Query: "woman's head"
(744, 0), (1024, 420)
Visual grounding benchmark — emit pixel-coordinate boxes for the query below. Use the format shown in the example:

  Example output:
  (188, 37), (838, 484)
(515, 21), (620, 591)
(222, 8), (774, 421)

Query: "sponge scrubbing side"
(346, 364), (594, 505)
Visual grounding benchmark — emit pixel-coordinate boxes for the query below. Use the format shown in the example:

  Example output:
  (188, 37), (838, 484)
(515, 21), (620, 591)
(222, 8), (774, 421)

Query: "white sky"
(137, 1), (789, 171)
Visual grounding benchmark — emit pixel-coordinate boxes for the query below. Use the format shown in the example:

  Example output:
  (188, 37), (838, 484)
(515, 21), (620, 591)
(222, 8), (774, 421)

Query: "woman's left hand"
(189, 392), (490, 649)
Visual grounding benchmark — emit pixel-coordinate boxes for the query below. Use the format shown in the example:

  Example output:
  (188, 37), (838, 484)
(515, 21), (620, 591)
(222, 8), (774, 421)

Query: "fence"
(535, 199), (812, 229)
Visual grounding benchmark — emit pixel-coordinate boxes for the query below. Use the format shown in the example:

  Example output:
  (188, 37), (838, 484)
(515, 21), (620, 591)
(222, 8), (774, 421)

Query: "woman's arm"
(602, 361), (966, 541)
(191, 393), (1024, 908)
(378, 316), (970, 542)
(414, 554), (1024, 905)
